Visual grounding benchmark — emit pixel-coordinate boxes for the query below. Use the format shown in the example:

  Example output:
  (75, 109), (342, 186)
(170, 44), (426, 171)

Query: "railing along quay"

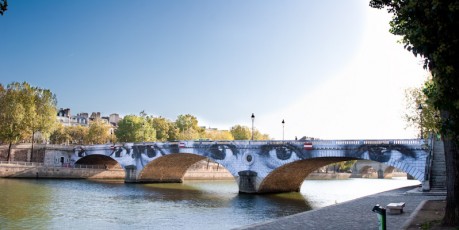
(0, 161), (107, 169)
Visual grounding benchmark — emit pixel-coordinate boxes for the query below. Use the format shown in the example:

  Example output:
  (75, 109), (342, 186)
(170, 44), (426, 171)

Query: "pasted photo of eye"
(257, 144), (302, 170)
(203, 144), (238, 161)
(348, 144), (418, 163)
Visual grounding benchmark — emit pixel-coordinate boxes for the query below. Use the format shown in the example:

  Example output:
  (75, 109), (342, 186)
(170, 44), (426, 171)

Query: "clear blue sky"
(0, 1), (427, 139)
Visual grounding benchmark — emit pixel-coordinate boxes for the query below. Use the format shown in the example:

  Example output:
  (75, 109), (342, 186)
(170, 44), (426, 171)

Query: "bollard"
(372, 204), (386, 230)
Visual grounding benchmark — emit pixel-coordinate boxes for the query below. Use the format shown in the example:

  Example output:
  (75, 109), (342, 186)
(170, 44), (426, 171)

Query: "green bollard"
(372, 204), (386, 230)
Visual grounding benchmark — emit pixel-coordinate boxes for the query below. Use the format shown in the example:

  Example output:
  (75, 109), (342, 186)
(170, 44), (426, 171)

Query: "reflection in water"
(230, 193), (312, 221)
(0, 178), (419, 229)
(0, 179), (51, 229)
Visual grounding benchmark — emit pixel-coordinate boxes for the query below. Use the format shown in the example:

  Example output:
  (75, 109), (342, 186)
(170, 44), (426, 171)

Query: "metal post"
(372, 204), (387, 230)
(251, 113), (255, 141)
(282, 119), (285, 141)
(418, 104), (423, 138)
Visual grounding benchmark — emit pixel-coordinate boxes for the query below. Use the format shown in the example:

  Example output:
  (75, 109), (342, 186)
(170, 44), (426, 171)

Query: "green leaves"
(115, 115), (156, 143)
(0, 82), (57, 145)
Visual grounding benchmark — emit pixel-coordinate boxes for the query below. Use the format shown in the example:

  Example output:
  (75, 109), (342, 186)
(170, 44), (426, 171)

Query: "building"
(56, 108), (89, 126)
(57, 108), (118, 128)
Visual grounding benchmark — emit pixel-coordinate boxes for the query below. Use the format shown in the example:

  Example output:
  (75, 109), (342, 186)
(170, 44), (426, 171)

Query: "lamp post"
(143, 122), (146, 143)
(251, 113), (255, 141)
(282, 119), (285, 141)
(418, 104), (423, 138)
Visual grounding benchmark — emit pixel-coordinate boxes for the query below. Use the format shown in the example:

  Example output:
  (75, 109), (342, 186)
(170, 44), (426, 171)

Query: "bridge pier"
(238, 170), (258, 193)
(124, 165), (138, 183)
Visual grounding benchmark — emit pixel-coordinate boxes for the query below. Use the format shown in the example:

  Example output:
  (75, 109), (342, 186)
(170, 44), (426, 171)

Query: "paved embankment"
(235, 186), (444, 230)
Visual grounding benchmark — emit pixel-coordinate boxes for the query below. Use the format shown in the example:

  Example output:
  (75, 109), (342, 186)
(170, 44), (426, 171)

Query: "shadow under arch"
(258, 157), (358, 193)
(383, 165), (396, 178)
(359, 165), (375, 175)
(75, 154), (123, 169)
(137, 153), (236, 183)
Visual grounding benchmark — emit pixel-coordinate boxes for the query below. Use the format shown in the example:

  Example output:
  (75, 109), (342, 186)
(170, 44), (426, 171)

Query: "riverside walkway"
(235, 186), (445, 230)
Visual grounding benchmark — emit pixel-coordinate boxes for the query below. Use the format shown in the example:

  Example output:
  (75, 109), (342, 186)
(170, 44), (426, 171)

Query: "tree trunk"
(442, 123), (459, 225)
(31, 130), (35, 162)
(6, 141), (12, 162)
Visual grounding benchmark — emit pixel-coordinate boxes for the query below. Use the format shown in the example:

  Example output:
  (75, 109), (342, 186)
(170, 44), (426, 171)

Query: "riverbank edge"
(234, 186), (447, 230)
(0, 164), (357, 180)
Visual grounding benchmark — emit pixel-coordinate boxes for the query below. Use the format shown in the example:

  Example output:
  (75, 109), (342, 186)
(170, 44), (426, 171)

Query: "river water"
(0, 178), (419, 230)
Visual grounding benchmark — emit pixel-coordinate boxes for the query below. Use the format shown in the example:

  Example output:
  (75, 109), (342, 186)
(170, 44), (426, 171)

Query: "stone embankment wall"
(0, 144), (46, 162)
(0, 162), (125, 179)
(184, 160), (234, 180)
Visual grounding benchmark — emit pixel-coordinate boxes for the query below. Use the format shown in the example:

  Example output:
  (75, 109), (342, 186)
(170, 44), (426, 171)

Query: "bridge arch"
(258, 157), (357, 193)
(137, 153), (236, 183)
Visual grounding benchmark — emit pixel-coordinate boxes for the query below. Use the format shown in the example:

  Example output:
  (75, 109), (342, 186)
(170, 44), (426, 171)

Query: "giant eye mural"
(68, 139), (430, 193)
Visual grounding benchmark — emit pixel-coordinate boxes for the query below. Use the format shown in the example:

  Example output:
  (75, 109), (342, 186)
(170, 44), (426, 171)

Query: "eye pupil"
(246, 155), (253, 162)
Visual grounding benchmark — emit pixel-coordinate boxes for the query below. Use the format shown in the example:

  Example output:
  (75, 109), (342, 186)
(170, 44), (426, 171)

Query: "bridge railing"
(0, 161), (108, 170)
(0, 161), (44, 167)
(191, 139), (427, 147)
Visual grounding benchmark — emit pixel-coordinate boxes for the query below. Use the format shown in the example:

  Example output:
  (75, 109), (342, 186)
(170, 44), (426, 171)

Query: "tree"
(0, 0), (7, 16)
(370, 0), (459, 225)
(167, 122), (179, 141)
(29, 88), (58, 160)
(203, 129), (234, 141)
(229, 125), (270, 140)
(0, 83), (27, 161)
(0, 82), (57, 161)
(230, 125), (251, 140)
(404, 79), (440, 138)
(175, 114), (204, 139)
(85, 119), (111, 144)
(253, 130), (271, 141)
(67, 125), (88, 145)
(49, 124), (68, 145)
(151, 117), (171, 141)
(115, 115), (156, 143)
(177, 129), (200, 140)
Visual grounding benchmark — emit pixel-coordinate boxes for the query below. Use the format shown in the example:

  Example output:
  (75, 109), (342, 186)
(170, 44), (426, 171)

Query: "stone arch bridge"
(70, 139), (431, 194)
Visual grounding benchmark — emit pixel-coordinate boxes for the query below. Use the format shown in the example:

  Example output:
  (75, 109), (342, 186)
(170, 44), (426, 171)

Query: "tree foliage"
(151, 117), (172, 141)
(166, 122), (179, 141)
(404, 79), (440, 138)
(49, 124), (71, 145)
(0, 0), (7, 16)
(175, 114), (204, 140)
(85, 119), (111, 145)
(67, 125), (88, 145)
(370, 0), (459, 225)
(230, 125), (251, 140)
(253, 130), (270, 141)
(229, 125), (271, 140)
(115, 115), (156, 143)
(0, 82), (57, 161)
(203, 129), (234, 141)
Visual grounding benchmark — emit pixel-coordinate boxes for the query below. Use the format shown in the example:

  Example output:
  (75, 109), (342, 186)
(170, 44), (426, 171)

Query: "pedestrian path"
(235, 186), (444, 230)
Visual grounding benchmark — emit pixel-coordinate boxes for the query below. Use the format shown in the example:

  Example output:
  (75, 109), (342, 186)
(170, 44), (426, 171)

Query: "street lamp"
(251, 113), (255, 141)
(282, 119), (285, 141)
(418, 104), (423, 138)
(143, 122), (146, 143)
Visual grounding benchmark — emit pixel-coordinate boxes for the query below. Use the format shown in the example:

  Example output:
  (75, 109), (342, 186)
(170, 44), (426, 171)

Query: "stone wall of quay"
(0, 144), (46, 162)
(0, 163), (125, 179)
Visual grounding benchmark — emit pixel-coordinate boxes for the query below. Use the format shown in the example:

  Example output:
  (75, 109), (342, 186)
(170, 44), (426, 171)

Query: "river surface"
(0, 178), (419, 230)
